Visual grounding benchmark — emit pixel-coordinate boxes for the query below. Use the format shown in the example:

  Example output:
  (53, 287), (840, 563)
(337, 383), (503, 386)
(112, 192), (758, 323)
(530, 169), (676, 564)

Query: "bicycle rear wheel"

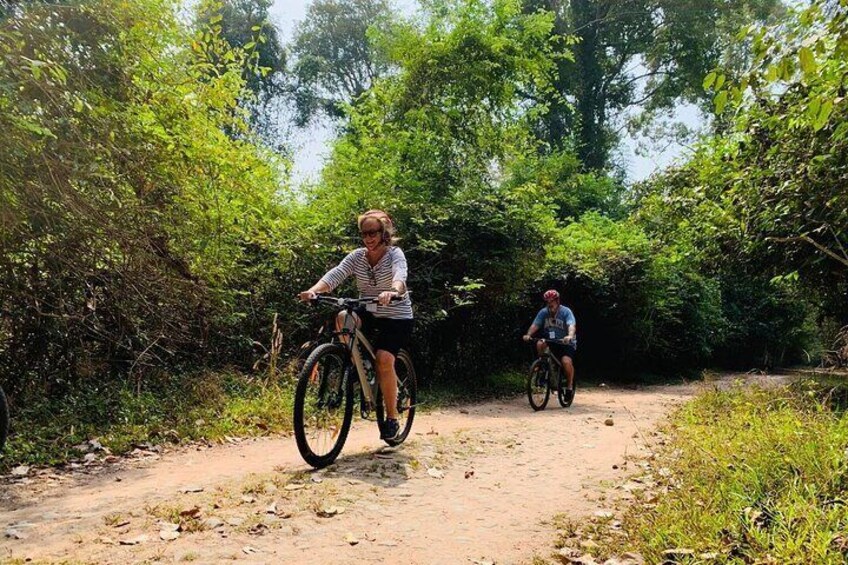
(527, 359), (550, 411)
(0, 386), (8, 451)
(376, 349), (417, 447)
(293, 343), (354, 469)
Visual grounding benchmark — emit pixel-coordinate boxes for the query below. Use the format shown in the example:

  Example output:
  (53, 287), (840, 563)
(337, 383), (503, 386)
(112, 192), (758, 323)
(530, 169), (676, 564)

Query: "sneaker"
(380, 418), (400, 441)
(564, 388), (574, 404)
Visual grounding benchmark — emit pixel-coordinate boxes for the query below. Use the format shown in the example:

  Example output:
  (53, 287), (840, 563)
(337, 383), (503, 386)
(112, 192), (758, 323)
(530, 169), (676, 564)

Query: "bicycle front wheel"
(527, 359), (550, 411)
(376, 349), (417, 447)
(293, 343), (354, 469)
(0, 386), (8, 451)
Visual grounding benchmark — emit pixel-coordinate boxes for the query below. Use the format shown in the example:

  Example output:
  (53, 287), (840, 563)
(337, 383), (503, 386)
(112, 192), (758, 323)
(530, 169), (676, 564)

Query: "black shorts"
(357, 310), (414, 356)
(547, 342), (576, 361)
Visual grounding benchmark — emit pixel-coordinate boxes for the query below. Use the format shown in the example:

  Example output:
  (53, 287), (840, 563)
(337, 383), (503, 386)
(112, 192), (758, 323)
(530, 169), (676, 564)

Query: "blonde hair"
(357, 209), (398, 245)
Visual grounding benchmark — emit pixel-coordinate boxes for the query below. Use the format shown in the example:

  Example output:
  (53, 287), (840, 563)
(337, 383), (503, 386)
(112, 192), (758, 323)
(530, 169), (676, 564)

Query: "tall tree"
(196, 0), (290, 151)
(523, 0), (784, 171)
(290, 0), (397, 126)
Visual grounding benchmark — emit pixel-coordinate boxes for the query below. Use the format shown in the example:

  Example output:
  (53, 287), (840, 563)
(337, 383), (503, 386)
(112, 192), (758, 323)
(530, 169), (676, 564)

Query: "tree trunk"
(572, 0), (607, 170)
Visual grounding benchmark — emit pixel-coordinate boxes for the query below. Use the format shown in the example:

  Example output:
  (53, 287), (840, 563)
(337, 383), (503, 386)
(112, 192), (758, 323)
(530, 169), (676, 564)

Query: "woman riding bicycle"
(298, 210), (413, 441)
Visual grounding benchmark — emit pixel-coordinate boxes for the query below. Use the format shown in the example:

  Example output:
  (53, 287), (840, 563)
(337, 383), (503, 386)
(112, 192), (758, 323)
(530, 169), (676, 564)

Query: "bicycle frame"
(338, 315), (379, 406)
(310, 293), (407, 411)
(536, 338), (570, 385)
(536, 338), (566, 366)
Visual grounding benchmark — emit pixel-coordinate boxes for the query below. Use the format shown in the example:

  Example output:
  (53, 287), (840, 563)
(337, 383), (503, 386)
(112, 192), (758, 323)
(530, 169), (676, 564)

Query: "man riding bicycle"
(522, 289), (576, 405)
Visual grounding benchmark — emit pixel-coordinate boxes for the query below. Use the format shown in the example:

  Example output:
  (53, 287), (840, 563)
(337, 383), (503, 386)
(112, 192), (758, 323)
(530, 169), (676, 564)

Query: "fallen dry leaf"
(179, 506), (201, 518)
(284, 483), (306, 491)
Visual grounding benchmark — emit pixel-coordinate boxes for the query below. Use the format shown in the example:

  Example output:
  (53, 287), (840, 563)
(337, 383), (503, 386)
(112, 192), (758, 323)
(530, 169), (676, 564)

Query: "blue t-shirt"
(533, 305), (577, 345)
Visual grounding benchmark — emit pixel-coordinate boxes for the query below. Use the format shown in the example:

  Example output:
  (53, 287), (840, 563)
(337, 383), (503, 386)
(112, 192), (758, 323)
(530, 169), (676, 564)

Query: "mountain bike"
(294, 295), (417, 469)
(0, 385), (9, 451)
(526, 338), (575, 411)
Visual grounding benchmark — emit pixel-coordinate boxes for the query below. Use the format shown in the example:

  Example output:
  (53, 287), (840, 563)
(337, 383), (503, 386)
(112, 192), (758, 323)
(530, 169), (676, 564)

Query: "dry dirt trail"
(0, 380), (715, 564)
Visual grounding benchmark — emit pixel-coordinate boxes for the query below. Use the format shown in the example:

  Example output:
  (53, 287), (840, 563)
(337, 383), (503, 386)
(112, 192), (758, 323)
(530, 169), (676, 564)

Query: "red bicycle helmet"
(543, 289), (560, 301)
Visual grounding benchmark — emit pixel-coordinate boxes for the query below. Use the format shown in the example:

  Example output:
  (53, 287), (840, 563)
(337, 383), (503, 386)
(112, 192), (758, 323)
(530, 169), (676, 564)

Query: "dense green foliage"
(0, 0), (290, 396)
(545, 213), (724, 371)
(637, 0), (847, 364)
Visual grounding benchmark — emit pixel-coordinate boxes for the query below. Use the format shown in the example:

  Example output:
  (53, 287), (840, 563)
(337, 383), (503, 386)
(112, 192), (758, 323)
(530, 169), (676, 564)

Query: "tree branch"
(618, 69), (673, 90)
(767, 235), (848, 269)
(625, 80), (671, 108)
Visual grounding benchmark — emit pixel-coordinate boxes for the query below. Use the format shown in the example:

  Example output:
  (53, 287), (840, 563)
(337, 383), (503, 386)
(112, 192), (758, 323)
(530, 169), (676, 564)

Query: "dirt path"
(0, 381), (704, 564)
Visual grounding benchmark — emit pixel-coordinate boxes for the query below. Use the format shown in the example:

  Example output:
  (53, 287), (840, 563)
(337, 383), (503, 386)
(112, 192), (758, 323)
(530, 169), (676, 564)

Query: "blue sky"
(269, 0), (701, 184)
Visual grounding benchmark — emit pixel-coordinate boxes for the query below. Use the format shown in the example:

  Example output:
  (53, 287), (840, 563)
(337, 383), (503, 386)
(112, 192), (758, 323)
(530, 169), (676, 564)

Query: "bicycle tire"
(0, 386), (8, 451)
(294, 343), (354, 469)
(376, 349), (417, 447)
(527, 359), (550, 411)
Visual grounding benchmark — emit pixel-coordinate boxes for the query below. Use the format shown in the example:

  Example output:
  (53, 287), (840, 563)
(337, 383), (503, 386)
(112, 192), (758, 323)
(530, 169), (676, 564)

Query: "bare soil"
(0, 379), (737, 564)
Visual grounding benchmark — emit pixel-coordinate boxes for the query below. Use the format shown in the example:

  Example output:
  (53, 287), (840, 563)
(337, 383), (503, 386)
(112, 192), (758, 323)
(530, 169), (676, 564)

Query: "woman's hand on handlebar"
(522, 334), (533, 342)
(298, 290), (317, 302)
(377, 290), (399, 306)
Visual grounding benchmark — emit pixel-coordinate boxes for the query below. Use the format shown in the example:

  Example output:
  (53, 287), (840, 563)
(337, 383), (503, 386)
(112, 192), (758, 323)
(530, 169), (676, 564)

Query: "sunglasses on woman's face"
(360, 229), (383, 238)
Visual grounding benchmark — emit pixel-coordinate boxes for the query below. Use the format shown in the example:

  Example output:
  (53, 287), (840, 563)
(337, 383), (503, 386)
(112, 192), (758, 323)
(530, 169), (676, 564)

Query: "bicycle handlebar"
(524, 337), (574, 345)
(308, 293), (407, 308)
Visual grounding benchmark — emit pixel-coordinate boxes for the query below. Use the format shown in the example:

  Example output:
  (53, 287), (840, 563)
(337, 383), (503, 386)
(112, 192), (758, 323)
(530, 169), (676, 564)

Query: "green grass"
(0, 370), (296, 472)
(572, 379), (848, 564)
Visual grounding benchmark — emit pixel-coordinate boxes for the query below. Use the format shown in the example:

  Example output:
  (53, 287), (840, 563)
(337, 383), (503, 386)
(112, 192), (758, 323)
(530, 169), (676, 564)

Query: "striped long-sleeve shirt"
(319, 247), (413, 319)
